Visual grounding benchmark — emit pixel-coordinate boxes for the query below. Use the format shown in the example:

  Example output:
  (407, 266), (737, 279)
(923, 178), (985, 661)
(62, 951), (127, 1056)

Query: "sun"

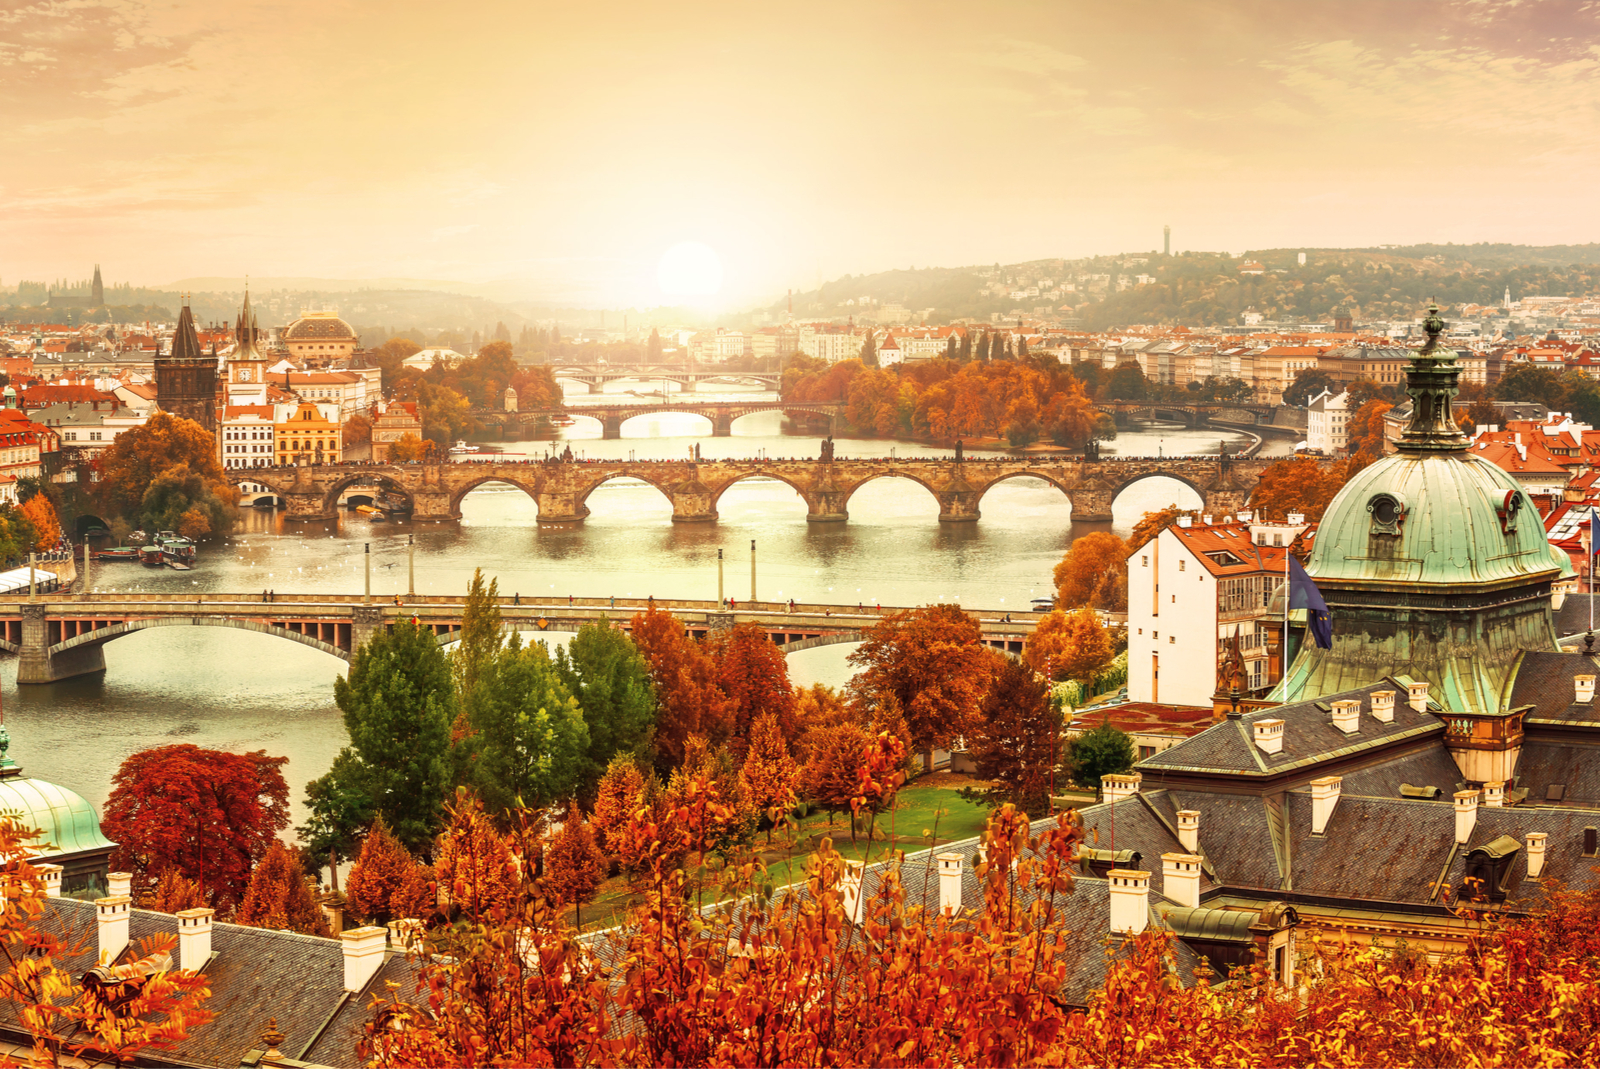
(656, 241), (724, 300)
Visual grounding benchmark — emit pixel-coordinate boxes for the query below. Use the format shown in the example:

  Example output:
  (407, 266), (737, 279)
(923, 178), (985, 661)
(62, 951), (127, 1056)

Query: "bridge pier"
(711, 412), (734, 437)
(937, 493), (981, 523)
(537, 492), (590, 523)
(411, 492), (457, 522)
(1068, 490), (1114, 523)
(601, 415), (624, 440)
(17, 604), (106, 684)
(351, 606), (386, 652)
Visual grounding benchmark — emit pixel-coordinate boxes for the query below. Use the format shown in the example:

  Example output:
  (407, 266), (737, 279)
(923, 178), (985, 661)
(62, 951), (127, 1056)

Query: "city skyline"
(6, 0), (1599, 308)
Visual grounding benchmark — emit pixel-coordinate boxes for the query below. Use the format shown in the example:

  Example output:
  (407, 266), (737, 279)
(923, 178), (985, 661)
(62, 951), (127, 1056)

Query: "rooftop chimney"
(1408, 681), (1431, 713)
(97, 894), (131, 964)
(107, 872), (131, 898)
(1161, 853), (1202, 909)
(1370, 690), (1396, 723)
(840, 861), (866, 924)
(937, 852), (963, 915)
(1108, 869), (1150, 935)
(1483, 781), (1505, 808)
(1202, 514), (1214, 526)
(1310, 776), (1341, 835)
(1330, 699), (1361, 735)
(1576, 675), (1596, 704)
(1287, 512), (1305, 525)
(387, 918), (423, 950)
(1454, 790), (1479, 844)
(1526, 832), (1548, 878)
(1176, 810), (1200, 854)
(1102, 773), (1142, 803)
(1237, 509), (1253, 522)
(36, 863), (62, 899)
(1176, 515), (1192, 528)
(177, 908), (213, 972)
(341, 925), (388, 993)
(1254, 718), (1285, 755)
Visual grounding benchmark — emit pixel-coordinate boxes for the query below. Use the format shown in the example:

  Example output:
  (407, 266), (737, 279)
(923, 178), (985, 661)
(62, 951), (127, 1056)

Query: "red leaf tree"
(630, 607), (734, 766)
(344, 816), (419, 926)
(102, 744), (289, 911)
(710, 622), (798, 754)
(847, 604), (995, 755)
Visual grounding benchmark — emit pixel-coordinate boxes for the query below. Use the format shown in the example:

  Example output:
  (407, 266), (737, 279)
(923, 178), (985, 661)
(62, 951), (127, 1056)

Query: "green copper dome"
(0, 775), (115, 859)
(1308, 452), (1557, 589)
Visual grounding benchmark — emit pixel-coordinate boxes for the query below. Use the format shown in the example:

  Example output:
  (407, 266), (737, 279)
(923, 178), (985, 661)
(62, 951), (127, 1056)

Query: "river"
(8, 381), (1268, 827)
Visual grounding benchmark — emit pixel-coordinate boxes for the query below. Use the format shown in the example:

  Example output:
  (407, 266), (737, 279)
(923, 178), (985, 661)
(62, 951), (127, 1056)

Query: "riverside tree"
(630, 606), (734, 767)
(1024, 607), (1115, 685)
(554, 618), (656, 798)
(847, 604), (994, 755)
(236, 840), (329, 936)
(461, 633), (589, 815)
(102, 744), (289, 910)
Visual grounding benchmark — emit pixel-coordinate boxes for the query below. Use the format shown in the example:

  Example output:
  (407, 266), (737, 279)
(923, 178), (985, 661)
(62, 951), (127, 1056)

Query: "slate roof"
(1552, 594), (1600, 639)
(1509, 650), (1600, 724)
(10, 899), (402, 1069)
(1509, 739), (1600, 807)
(1158, 789), (1284, 892)
(1330, 745), (1467, 799)
(1139, 679), (1444, 779)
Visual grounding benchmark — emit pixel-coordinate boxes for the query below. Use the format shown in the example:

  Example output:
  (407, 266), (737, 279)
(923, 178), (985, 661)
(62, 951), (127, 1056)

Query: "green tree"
(310, 619), (455, 855)
(139, 464), (230, 538)
(1495, 364), (1567, 409)
(1064, 716), (1135, 798)
(554, 620), (656, 799)
(860, 331), (877, 368)
(452, 569), (503, 708)
(1104, 362), (1147, 400)
(462, 635), (590, 815)
(1282, 368), (1336, 407)
(298, 750), (376, 872)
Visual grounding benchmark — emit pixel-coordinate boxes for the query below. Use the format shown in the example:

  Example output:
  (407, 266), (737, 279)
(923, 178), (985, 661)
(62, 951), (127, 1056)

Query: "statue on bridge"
(954, 439), (963, 463)
(560, 444), (574, 463)
(1084, 439), (1100, 461)
(820, 436), (835, 463)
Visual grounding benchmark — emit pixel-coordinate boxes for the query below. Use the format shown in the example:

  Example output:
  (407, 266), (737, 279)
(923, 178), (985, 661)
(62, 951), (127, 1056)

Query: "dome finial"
(1422, 299), (1444, 350)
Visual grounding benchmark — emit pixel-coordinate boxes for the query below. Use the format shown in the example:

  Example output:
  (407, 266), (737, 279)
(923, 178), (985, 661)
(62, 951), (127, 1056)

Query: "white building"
(219, 405), (277, 469)
(876, 332), (903, 366)
(1306, 389), (1350, 454)
(402, 348), (464, 372)
(797, 325), (863, 363)
(1126, 512), (1310, 708)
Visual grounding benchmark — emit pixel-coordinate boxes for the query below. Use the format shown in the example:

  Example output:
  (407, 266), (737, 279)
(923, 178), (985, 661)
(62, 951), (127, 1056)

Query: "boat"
(152, 531), (197, 564)
(138, 546), (163, 567)
(448, 440), (479, 455)
(355, 504), (382, 516)
(165, 560), (192, 571)
(376, 492), (412, 515)
(550, 415), (576, 428)
(94, 547), (140, 562)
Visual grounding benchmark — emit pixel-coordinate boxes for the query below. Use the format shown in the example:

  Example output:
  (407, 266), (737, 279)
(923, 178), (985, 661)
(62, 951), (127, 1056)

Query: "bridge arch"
(710, 471), (813, 512)
(51, 617), (352, 662)
(575, 471), (676, 515)
(840, 471), (943, 513)
(448, 474), (542, 517)
(615, 408), (715, 435)
(318, 474), (418, 517)
(1106, 470), (1208, 515)
(974, 469), (1075, 506)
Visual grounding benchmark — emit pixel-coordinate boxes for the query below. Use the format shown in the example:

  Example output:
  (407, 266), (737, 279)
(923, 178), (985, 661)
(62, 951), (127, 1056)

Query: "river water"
(9, 382), (1267, 827)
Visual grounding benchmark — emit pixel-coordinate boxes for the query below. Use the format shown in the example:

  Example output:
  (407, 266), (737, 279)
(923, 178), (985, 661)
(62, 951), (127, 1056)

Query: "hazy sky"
(5, 0), (1599, 307)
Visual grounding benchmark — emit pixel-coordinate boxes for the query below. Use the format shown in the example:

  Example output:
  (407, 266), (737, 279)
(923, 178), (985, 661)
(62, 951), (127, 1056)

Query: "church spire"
(1397, 302), (1469, 455)
(168, 295), (204, 362)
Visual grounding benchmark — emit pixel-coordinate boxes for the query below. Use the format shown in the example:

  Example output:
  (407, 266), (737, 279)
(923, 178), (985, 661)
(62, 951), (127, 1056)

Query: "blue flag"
(1288, 556), (1332, 650)
(1591, 507), (1600, 555)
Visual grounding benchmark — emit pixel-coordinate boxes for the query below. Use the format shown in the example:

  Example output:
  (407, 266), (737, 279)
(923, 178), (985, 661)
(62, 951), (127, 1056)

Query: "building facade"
(274, 401), (342, 466)
(154, 301), (218, 432)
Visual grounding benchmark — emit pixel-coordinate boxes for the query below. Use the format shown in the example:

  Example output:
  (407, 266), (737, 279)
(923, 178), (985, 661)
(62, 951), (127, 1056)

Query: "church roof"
(284, 314), (356, 342)
(0, 773), (115, 859)
(166, 302), (207, 363)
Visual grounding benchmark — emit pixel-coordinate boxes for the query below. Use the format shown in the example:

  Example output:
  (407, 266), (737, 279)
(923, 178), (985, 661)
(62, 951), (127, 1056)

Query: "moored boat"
(138, 546), (163, 566)
(94, 547), (140, 562)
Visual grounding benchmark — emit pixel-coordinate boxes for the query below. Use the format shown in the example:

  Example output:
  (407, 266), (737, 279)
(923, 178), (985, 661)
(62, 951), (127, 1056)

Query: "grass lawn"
(563, 776), (997, 933)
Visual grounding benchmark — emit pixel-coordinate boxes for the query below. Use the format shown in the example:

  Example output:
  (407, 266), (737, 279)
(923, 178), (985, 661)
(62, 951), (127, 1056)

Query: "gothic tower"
(91, 265), (104, 307)
(157, 297), (218, 432)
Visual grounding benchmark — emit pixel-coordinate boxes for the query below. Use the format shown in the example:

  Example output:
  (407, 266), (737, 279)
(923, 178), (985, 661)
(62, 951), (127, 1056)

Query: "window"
(1169, 635), (1175, 644)
(1178, 559), (1186, 572)
(1141, 555), (1148, 567)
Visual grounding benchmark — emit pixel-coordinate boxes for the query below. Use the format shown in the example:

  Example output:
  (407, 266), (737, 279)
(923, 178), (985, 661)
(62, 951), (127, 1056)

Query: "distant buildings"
(1305, 389), (1350, 454)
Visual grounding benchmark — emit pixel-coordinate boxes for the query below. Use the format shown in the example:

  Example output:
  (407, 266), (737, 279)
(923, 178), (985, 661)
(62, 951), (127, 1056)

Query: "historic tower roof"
(166, 297), (205, 363)
(1275, 304), (1560, 716)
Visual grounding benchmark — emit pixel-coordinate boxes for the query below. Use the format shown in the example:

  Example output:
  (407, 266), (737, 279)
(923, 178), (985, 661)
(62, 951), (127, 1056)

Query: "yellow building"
(275, 401), (342, 466)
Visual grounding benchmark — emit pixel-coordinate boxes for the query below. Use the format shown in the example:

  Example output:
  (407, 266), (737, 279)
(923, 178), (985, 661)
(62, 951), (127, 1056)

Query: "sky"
(5, 0), (1600, 308)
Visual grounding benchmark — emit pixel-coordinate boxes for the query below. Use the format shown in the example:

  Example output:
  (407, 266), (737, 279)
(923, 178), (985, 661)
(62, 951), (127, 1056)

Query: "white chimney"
(177, 907), (213, 971)
(97, 894), (131, 964)
(1176, 515), (1192, 528)
(1102, 773), (1142, 803)
(1161, 852), (1202, 909)
(1287, 512), (1305, 525)
(1237, 509), (1253, 522)
(341, 925), (388, 993)
(1253, 718), (1285, 755)
(1330, 699), (1360, 734)
(1526, 832), (1548, 878)
(36, 863), (62, 898)
(1370, 690), (1396, 723)
(1454, 790), (1479, 844)
(1310, 776), (1341, 835)
(1483, 781), (1505, 808)
(1408, 681), (1431, 713)
(1576, 675), (1596, 704)
(1176, 810), (1200, 854)
(387, 918), (423, 949)
(840, 861), (865, 924)
(1202, 514), (1214, 525)
(1108, 869), (1150, 935)
(107, 872), (132, 899)
(937, 852), (963, 915)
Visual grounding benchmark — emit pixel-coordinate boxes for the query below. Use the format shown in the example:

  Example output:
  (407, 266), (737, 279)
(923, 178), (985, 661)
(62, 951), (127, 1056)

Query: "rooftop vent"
(1176, 810), (1200, 854)
(1577, 675), (1596, 704)
(1399, 783), (1442, 800)
(1108, 870), (1150, 935)
(1311, 776), (1341, 835)
(1330, 699), (1360, 734)
(1526, 832), (1548, 878)
(1455, 790), (1480, 845)
(1407, 681), (1431, 713)
(1254, 718), (1284, 755)
(1370, 690), (1396, 723)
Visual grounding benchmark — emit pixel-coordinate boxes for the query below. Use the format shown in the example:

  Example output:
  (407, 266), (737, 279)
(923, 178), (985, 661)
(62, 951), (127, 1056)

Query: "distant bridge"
(1093, 401), (1277, 430)
(511, 400), (843, 439)
(228, 455), (1278, 524)
(0, 593), (1035, 684)
(547, 362), (781, 393)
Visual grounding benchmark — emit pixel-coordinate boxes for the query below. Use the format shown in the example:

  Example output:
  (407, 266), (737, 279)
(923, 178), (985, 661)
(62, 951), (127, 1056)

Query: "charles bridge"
(230, 454), (1278, 524)
(497, 400), (843, 439)
(0, 592), (1037, 684)
(548, 362), (782, 393)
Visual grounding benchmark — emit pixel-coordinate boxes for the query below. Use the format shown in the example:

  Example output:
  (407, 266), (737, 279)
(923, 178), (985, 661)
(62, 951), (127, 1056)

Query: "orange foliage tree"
(144, 868), (206, 913)
(1053, 531), (1128, 610)
(0, 817), (213, 1065)
(542, 810), (606, 921)
(344, 816), (416, 925)
(847, 604), (994, 754)
(236, 839), (329, 936)
(629, 606), (734, 766)
(736, 713), (798, 842)
(433, 790), (520, 921)
(1347, 398), (1395, 459)
(18, 494), (59, 549)
(92, 411), (228, 521)
(967, 656), (1060, 816)
(710, 622), (798, 753)
(1024, 607), (1115, 684)
(590, 755), (645, 856)
(1125, 503), (1196, 552)
(792, 682), (858, 762)
(1250, 455), (1356, 522)
(796, 720), (875, 839)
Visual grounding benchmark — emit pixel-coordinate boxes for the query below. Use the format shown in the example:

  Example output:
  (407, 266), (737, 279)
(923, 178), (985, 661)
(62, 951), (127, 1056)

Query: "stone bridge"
(528, 400), (842, 439)
(1094, 401), (1276, 429)
(229, 455), (1279, 524)
(549, 363), (781, 393)
(0, 593), (1035, 684)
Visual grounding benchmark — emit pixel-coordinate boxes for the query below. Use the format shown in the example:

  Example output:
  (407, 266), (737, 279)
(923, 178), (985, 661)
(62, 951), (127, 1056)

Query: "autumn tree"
(847, 604), (994, 755)
(1052, 531), (1127, 610)
(554, 618), (656, 798)
(793, 682), (858, 761)
(387, 433), (434, 462)
(796, 721), (875, 839)
(237, 839), (330, 936)
(306, 618), (455, 856)
(461, 633), (589, 815)
(737, 713), (798, 842)
(18, 494), (59, 549)
(1025, 607), (1115, 685)
(1250, 455), (1352, 521)
(145, 868), (206, 913)
(103, 744), (289, 910)
(710, 621), (798, 753)
(630, 606), (734, 766)
(543, 811), (606, 923)
(433, 790), (519, 921)
(1347, 398), (1394, 459)
(665, 737), (757, 857)
(1064, 715), (1135, 796)
(138, 463), (232, 539)
(1125, 504), (1196, 552)
(591, 755), (646, 855)
(344, 816), (417, 926)
(966, 657), (1060, 816)
(94, 411), (229, 525)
